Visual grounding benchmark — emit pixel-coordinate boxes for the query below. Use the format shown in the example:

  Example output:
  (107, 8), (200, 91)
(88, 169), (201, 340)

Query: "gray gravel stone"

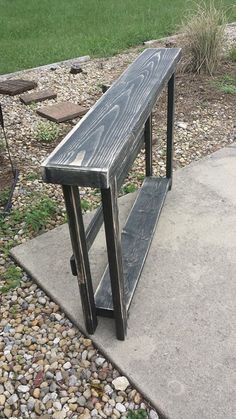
(45, 371), (54, 379)
(95, 357), (106, 367)
(77, 395), (86, 406)
(4, 382), (14, 394)
(7, 393), (18, 405)
(56, 371), (63, 381)
(50, 382), (57, 392)
(18, 384), (30, 393)
(68, 375), (77, 386)
(116, 402), (126, 413)
(63, 361), (71, 370)
(27, 397), (36, 411)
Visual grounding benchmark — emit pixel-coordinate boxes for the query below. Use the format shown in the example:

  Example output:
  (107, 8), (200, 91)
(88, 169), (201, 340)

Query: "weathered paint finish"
(42, 48), (181, 188)
(41, 48), (181, 339)
(62, 185), (97, 334)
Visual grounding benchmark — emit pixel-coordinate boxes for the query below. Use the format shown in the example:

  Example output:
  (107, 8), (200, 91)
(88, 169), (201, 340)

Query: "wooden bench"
(42, 48), (181, 340)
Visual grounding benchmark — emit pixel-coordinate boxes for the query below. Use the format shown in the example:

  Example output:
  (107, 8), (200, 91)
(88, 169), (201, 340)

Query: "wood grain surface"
(42, 48), (181, 188)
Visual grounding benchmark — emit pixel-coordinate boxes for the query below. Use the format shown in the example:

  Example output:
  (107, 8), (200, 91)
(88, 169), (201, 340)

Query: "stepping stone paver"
(37, 102), (88, 123)
(0, 79), (37, 95)
(20, 88), (57, 105)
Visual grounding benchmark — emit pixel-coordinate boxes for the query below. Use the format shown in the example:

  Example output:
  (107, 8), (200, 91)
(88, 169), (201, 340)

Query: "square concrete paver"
(0, 79), (37, 95)
(37, 102), (89, 122)
(20, 88), (57, 105)
(11, 145), (236, 419)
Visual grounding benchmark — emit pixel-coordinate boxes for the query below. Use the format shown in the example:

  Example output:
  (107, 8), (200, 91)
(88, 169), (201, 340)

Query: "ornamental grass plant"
(182, 1), (226, 75)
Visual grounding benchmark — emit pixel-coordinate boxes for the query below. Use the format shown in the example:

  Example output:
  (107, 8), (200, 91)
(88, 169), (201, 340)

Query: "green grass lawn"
(0, 0), (235, 74)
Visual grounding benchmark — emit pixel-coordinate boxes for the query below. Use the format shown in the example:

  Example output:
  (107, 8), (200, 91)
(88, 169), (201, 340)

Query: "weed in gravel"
(1, 240), (15, 257)
(26, 171), (39, 181)
(35, 121), (60, 143)
(0, 265), (22, 294)
(28, 102), (38, 111)
(0, 195), (58, 236)
(0, 138), (5, 152)
(122, 183), (138, 194)
(16, 354), (24, 364)
(127, 409), (148, 419)
(229, 46), (236, 61)
(0, 186), (11, 207)
(9, 304), (17, 318)
(24, 196), (58, 232)
(136, 173), (145, 182)
(80, 198), (93, 212)
(211, 74), (236, 93)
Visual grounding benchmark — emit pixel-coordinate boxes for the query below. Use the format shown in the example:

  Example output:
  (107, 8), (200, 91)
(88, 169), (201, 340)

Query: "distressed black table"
(42, 48), (181, 340)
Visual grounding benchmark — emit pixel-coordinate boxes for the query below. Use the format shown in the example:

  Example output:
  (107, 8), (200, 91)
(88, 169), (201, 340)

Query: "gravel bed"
(0, 27), (236, 419)
(0, 279), (159, 419)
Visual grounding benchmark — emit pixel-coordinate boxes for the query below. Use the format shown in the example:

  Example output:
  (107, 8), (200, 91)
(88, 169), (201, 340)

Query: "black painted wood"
(42, 48), (181, 188)
(62, 185), (98, 334)
(42, 48), (180, 339)
(144, 114), (153, 177)
(101, 179), (127, 340)
(166, 73), (175, 189)
(70, 129), (145, 273)
(95, 177), (170, 316)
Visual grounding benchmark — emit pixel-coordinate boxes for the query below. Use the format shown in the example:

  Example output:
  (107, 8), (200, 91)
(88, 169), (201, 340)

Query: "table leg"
(62, 185), (97, 334)
(144, 113), (153, 177)
(101, 178), (127, 340)
(166, 73), (175, 189)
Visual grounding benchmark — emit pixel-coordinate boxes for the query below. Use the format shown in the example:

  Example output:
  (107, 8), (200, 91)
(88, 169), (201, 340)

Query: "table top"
(42, 48), (181, 188)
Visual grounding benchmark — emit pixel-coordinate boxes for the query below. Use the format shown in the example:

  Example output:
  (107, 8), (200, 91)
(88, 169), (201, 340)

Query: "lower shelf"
(95, 176), (170, 317)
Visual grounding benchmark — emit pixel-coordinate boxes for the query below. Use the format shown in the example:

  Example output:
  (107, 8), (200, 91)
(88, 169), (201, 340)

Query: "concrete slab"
(11, 144), (236, 419)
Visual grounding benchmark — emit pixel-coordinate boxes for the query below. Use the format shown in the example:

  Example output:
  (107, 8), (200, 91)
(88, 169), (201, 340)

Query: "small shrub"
(35, 121), (60, 143)
(182, 1), (226, 75)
